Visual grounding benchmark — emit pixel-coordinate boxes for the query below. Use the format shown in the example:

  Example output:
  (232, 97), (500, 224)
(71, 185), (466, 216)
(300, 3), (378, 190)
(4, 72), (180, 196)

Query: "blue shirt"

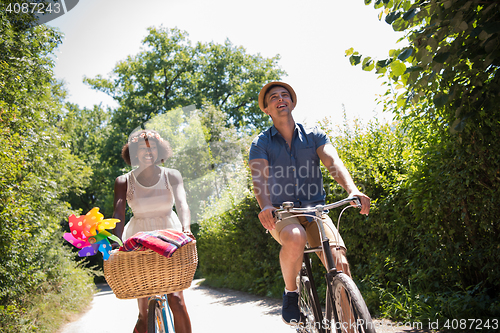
(249, 123), (329, 208)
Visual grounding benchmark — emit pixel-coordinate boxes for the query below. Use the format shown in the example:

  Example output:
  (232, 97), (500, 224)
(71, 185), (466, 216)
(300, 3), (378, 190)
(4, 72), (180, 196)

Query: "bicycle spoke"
(328, 273), (375, 333)
(155, 304), (166, 333)
(299, 285), (318, 332)
(148, 298), (172, 333)
(334, 285), (357, 333)
(297, 265), (322, 333)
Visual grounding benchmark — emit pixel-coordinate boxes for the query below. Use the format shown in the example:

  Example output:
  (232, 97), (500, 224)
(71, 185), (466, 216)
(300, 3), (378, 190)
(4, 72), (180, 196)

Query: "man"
(248, 82), (370, 325)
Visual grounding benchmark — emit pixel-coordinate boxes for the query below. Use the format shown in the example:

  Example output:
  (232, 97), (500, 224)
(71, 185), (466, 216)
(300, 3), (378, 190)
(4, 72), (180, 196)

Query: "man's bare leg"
(278, 223), (307, 325)
(317, 246), (351, 277)
(279, 224), (307, 290)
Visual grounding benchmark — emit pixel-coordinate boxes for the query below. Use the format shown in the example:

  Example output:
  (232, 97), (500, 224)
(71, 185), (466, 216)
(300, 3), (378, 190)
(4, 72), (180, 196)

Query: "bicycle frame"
(301, 251), (325, 332)
(148, 294), (175, 333)
(274, 197), (362, 333)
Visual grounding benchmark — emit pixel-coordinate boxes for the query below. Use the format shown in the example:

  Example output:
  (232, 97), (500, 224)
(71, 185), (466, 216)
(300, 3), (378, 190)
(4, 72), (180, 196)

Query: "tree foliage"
(0, 7), (95, 332)
(81, 26), (284, 218)
(347, 0), (499, 135)
(59, 103), (111, 211)
(85, 26), (285, 132)
(344, 0), (500, 323)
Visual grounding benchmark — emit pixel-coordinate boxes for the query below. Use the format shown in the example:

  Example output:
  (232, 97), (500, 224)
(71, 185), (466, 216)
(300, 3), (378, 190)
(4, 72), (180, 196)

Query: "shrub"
(197, 115), (500, 324)
(197, 195), (284, 298)
(0, 235), (96, 333)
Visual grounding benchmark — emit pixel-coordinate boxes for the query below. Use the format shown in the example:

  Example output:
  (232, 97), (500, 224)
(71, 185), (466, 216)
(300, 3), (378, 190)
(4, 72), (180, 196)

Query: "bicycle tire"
(297, 269), (322, 333)
(327, 273), (376, 333)
(148, 298), (167, 333)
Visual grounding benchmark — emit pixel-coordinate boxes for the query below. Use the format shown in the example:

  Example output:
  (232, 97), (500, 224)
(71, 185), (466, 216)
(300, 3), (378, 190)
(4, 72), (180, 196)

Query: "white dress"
(122, 167), (183, 241)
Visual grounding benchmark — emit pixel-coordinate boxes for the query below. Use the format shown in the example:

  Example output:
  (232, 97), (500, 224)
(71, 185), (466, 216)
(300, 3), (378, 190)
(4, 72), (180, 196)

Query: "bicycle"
(148, 294), (176, 333)
(273, 197), (376, 333)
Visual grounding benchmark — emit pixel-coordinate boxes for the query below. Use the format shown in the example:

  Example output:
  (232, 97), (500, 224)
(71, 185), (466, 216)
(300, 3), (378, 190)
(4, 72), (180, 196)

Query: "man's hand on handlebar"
(349, 192), (371, 216)
(258, 205), (277, 231)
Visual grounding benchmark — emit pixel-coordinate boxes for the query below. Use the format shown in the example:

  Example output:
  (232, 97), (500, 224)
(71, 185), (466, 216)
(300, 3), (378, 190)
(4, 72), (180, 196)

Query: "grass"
(33, 268), (96, 333)
(0, 258), (97, 333)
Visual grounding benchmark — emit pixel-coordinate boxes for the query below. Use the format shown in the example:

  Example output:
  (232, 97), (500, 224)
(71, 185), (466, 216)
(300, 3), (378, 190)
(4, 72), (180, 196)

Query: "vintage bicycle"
(273, 197), (376, 333)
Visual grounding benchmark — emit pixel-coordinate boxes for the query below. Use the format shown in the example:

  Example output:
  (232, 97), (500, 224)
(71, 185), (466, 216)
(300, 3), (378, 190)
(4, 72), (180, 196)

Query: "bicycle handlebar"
(273, 197), (361, 219)
(271, 197), (361, 272)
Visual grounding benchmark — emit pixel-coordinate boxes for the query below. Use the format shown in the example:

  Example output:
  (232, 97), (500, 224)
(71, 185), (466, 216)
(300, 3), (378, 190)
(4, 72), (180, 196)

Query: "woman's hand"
(111, 241), (121, 250)
(183, 229), (195, 240)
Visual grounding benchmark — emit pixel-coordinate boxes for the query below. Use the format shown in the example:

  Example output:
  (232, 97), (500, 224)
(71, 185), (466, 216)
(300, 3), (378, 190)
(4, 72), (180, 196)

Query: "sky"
(48, 0), (404, 128)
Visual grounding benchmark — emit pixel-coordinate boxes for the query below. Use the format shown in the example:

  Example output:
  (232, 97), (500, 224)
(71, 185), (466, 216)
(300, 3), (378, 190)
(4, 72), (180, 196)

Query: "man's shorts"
(269, 212), (346, 250)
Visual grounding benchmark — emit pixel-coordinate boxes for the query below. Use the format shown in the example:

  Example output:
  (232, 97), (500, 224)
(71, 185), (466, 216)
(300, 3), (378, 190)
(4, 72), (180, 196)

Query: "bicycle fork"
(324, 272), (337, 333)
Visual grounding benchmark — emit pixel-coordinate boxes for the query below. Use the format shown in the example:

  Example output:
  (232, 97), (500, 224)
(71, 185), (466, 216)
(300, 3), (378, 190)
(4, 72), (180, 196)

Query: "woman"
(112, 129), (193, 333)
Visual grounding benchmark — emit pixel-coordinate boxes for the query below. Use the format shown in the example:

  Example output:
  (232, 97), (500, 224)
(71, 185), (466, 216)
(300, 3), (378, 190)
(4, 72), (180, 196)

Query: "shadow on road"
(94, 283), (114, 297)
(189, 280), (282, 317)
(82, 280), (433, 333)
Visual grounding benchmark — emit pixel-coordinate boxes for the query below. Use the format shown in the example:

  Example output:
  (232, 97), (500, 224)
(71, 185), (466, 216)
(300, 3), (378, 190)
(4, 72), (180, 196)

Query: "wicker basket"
(103, 241), (198, 299)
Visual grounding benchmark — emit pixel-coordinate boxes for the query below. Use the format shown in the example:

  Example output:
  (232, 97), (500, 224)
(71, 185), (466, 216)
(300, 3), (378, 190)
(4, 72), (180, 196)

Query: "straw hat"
(258, 81), (297, 112)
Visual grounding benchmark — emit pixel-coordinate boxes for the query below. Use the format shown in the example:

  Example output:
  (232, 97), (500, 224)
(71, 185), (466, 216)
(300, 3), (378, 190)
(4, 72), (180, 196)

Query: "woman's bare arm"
(168, 169), (192, 233)
(112, 175), (128, 241)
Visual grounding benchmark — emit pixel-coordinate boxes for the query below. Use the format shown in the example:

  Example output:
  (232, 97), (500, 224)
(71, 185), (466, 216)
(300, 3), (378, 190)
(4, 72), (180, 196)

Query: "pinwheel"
(64, 207), (123, 260)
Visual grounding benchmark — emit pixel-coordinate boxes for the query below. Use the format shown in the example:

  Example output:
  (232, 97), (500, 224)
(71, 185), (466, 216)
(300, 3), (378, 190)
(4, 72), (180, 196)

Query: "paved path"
(58, 279), (430, 333)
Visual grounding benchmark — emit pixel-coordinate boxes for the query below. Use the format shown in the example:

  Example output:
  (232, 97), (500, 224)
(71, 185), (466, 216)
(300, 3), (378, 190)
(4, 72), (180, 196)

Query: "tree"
(347, 0), (499, 137)
(85, 26), (285, 132)
(59, 103), (110, 212)
(196, 40), (284, 130)
(82, 26), (284, 217)
(346, 0), (500, 321)
(0, 8), (94, 331)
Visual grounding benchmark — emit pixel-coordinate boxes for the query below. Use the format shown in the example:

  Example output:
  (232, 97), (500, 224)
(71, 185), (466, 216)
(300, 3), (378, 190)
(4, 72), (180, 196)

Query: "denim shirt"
(249, 123), (329, 208)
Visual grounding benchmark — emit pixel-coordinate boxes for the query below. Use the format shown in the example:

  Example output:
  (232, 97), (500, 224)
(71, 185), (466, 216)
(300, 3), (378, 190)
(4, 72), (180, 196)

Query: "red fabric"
(119, 229), (192, 258)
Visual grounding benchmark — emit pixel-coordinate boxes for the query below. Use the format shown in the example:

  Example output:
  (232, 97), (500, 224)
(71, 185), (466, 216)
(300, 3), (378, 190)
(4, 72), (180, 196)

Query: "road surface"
(58, 279), (431, 333)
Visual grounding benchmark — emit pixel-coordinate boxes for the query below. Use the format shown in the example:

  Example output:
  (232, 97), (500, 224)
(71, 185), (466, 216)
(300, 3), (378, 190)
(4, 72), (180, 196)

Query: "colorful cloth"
(120, 229), (192, 258)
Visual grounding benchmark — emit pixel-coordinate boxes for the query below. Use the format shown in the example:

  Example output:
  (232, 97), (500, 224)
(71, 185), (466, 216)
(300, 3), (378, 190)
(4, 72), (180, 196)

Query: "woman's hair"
(121, 130), (173, 166)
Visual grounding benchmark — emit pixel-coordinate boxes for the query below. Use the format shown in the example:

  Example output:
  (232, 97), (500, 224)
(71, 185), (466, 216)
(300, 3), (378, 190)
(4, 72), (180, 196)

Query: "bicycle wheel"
(327, 273), (375, 333)
(148, 298), (168, 333)
(297, 268), (322, 333)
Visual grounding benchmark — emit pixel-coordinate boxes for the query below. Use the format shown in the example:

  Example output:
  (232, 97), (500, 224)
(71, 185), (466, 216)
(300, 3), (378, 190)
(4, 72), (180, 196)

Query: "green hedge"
(0, 16), (97, 332)
(0, 230), (96, 333)
(197, 117), (500, 324)
(197, 196), (283, 297)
